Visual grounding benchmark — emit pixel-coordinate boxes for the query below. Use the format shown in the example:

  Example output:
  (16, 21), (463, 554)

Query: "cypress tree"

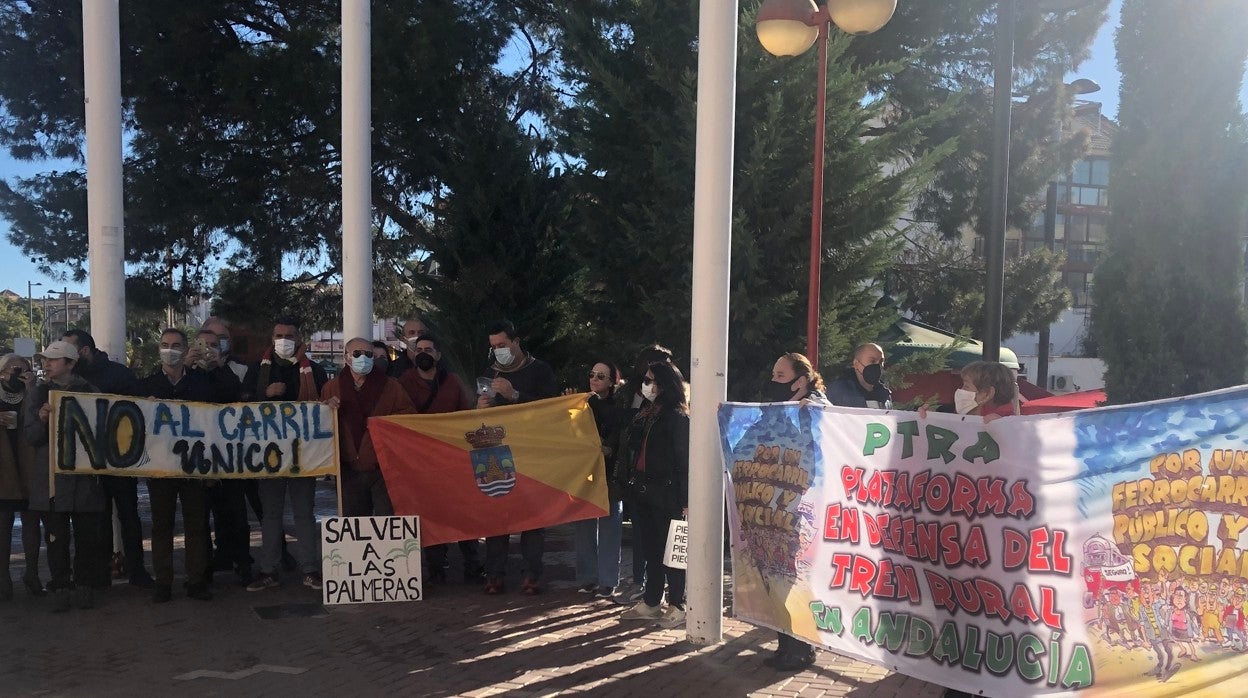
(1090, 0), (1248, 403)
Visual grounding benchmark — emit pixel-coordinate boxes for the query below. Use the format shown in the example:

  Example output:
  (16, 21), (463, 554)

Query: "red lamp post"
(755, 0), (897, 365)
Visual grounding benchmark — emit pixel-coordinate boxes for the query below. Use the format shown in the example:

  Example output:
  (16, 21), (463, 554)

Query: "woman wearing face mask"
(762, 353), (828, 405)
(952, 361), (1019, 422)
(574, 361), (624, 597)
(0, 354), (42, 600)
(616, 362), (689, 628)
(759, 353), (827, 671)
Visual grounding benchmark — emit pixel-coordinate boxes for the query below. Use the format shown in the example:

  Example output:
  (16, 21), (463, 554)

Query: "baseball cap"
(36, 340), (79, 362)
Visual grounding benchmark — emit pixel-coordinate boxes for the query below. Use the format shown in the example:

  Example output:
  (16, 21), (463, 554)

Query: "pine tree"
(1090, 0), (1248, 403)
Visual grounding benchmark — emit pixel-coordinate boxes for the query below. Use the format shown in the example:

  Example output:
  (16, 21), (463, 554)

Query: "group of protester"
(0, 311), (1020, 673)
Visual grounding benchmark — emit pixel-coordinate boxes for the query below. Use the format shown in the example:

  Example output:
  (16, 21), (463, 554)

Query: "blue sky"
(0, 0), (1242, 303)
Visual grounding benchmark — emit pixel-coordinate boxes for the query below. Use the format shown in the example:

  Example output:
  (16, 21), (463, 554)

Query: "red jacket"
(398, 369), (472, 414)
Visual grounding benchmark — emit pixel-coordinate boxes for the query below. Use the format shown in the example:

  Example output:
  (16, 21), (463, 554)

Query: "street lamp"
(756, 0), (898, 364)
(27, 281), (42, 337)
(1037, 78), (1101, 387)
(982, 0), (1101, 362)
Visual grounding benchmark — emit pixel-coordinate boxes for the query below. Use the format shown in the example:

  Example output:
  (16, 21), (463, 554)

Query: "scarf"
(338, 368), (387, 451)
(257, 348), (319, 401)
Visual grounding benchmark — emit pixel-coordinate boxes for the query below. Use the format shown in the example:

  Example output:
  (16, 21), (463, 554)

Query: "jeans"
(634, 502), (684, 609)
(341, 469), (393, 518)
(149, 479), (209, 587)
(44, 510), (110, 590)
(102, 476), (148, 578)
(258, 477), (319, 575)
(574, 499), (622, 587)
(484, 529), (544, 580)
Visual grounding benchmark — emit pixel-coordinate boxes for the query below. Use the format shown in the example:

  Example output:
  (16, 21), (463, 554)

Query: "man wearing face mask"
(187, 328), (251, 587)
(371, 341), (392, 376)
(244, 315), (329, 593)
(477, 320), (558, 595)
(387, 317), (430, 378)
(201, 317), (248, 385)
(61, 329), (152, 588)
(825, 343), (892, 409)
(321, 337), (415, 519)
(136, 328), (237, 603)
(397, 334), (481, 584)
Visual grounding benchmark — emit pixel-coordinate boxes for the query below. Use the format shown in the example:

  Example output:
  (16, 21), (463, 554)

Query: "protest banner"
(49, 391), (337, 478)
(371, 393), (608, 546)
(321, 516), (422, 605)
(719, 387), (1248, 697)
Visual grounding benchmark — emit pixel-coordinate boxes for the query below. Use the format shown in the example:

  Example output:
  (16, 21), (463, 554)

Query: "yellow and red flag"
(370, 393), (608, 546)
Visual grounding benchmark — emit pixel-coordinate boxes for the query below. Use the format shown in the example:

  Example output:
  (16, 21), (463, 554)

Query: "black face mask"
(3, 370), (22, 393)
(414, 353), (436, 371)
(763, 378), (800, 402)
(861, 363), (883, 386)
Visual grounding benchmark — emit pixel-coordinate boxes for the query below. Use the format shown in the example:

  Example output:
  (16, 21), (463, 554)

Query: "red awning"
(1018, 389), (1106, 415)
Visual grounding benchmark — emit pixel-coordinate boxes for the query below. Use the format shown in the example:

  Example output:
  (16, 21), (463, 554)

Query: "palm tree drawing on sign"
(323, 548), (346, 574)
(385, 539), (422, 575)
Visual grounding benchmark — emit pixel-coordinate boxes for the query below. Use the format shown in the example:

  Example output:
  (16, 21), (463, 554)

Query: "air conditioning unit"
(1050, 374), (1077, 392)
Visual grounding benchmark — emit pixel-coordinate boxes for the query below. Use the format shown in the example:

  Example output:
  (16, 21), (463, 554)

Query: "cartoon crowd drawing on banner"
(1073, 391), (1248, 690)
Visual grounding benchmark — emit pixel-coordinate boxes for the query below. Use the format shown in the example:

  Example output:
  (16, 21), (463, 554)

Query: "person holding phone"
(477, 320), (558, 595)
(0, 354), (41, 600)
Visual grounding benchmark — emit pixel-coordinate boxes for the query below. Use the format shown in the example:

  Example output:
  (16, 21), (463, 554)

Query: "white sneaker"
(655, 605), (685, 628)
(620, 601), (663, 620)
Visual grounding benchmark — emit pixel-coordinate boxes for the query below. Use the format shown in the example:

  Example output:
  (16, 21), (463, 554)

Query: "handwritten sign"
(321, 516), (422, 605)
(49, 392), (336, 478)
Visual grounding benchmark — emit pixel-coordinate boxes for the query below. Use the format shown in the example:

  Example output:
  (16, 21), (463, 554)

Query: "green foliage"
(892, 229), (1072, 338)
(550, 1), (954, 397)
(0, 295), (43, 348)
(0, 1), (1106, 397)
(1091, 0), (1248, 404)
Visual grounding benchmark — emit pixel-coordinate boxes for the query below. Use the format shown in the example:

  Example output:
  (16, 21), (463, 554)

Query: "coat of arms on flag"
(466, 423), (515, 497)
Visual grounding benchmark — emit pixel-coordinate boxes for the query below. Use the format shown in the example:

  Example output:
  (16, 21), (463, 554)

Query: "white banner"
(50, 391), (337, 478)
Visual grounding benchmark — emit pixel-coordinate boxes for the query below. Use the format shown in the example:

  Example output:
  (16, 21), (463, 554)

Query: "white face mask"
(641, 383), (657, 402)
(954, 388), (980, 415)
(159, 348), (184, 367)
(493, 347), (514, 366)
(218, 337), (231, 354)
(273, 338), (297, 360)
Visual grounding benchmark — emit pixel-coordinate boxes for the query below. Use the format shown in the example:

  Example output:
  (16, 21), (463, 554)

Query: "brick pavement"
(0, 480), (947, 697)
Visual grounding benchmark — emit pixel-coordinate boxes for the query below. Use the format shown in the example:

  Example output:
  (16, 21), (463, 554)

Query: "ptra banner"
(719, 387), (1248, 697)
(50, 391), (338, 478)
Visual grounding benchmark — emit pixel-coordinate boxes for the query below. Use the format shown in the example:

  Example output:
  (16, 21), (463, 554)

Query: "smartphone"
(476, 377), (496, 397)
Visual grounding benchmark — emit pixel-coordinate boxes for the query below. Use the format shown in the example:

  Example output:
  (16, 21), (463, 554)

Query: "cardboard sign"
(321, 516), (422, 605)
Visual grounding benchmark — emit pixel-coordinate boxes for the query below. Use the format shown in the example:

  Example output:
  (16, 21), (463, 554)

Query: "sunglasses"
(349, 350), (370, 358)
(588, 371), (610, 381)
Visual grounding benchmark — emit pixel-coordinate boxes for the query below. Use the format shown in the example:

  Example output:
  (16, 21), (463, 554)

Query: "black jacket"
(488, 355), (557, 405)
(75, 349), (136, 396)
(619, 408), (689, 513)
(137, 366), (236, 403)
(243, 359), (329, 402)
